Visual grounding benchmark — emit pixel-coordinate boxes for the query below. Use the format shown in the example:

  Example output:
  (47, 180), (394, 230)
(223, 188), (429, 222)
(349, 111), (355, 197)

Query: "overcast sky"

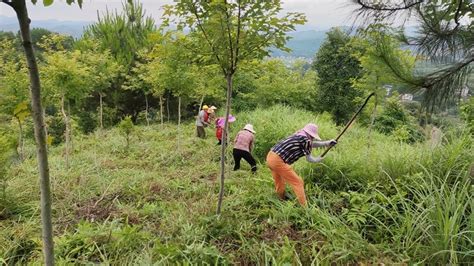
(1, 0), (361, 30)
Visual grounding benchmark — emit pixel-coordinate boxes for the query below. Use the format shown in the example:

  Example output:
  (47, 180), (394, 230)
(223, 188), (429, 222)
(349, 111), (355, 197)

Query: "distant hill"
(0, 15), (90, 38)
(271, 30), (328, 58)
(1, 15), (332, 58)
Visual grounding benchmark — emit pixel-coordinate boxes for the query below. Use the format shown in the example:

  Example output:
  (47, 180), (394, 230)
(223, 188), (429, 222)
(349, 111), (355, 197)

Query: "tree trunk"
(99, 92), (104, 129)
(61, 95), (70, 169)
(177, 96), (181, 151)
(43, 108), (49, 142)
(11, 1), (55, 264)
(17, 117), (24, 161)
(198, 95), (205, 116)
(145, 93), (150, 126)
(217, 74), (233, 215)
(166, 94), (170, 122)
(367, 94), (378, 149)
(126, 133), (130, 149)
(159, 95), (164, 126)
(68, 100), (73, 152)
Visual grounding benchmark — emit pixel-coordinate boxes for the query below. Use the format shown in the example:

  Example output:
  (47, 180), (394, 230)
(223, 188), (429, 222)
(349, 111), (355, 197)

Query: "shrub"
(118, 116), (135, 149)
(375, 96), (424, 143)
(460, 97), (473, 133)
(0, 125), (17, 220)
(45, 113), (65, 145)
(75, 111), (97, 134)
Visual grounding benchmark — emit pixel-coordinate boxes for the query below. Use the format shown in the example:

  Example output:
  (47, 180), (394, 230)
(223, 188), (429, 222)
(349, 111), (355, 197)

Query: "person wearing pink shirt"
(233, 124), (257, 173)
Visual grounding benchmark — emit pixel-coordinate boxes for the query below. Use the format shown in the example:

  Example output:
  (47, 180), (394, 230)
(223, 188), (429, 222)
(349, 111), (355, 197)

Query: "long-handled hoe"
(320, 92), (376, 157)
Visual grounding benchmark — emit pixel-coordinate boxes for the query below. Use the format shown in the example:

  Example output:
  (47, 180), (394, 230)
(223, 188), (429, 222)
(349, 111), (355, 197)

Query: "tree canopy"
(352, 0), (473, 110)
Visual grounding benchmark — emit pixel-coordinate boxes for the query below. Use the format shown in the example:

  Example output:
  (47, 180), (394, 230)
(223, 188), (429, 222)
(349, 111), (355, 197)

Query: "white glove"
(306, 154), (323, 163)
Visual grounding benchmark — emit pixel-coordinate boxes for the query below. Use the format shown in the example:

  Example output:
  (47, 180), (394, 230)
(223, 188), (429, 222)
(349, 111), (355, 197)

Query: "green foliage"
(353, 25), (417, 92)
(0, 127), (15, 176)
(312, 28), (364, 125)
(56, 221), (151, 263)
(118, 116), (134, 148)
(38, 33), (75, 52)
(135, 33), (198, 100)
(1, 107), (472, 264)
(1, 1), (472, 263)
(233, 59), (318, 112)
(0, 123), (16, 218)
(41, 49), (92, 103)
(13, 1), (83, 10)
(75, 110), (97, 134)
(77, 39), (122, 96)
(45, 113), (65, 145)
(234, 105), (336, 161)
(460, 97), (474, 133)
(85, 0), (155, 68)
(374, 96), (424, 143)
(354, 2), (473, 111)
(162, 0), (306, 75)
(351, 26), (418, 125)
(0, 38), (30, 120)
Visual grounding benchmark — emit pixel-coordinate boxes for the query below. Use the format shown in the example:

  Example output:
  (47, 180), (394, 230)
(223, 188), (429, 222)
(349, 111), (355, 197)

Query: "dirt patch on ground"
(213, 236), (242, 254)
(206, 173), (218, 181)
(145, 182), (176, 202)
(260, 223), (303, 242)
(194, 173), (217, 183)
(123, 212), (141, 225)
(259, 222), (325, 245)
(100, 159), (118, 169)
(74, 193), (119, 222)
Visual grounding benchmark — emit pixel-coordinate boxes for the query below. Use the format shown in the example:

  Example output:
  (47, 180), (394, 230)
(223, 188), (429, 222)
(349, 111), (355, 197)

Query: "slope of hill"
(1, 105), (472, 264)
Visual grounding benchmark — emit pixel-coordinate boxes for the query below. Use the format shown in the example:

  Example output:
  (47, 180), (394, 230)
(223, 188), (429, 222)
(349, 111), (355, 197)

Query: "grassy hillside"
(1, 106), (473, 264)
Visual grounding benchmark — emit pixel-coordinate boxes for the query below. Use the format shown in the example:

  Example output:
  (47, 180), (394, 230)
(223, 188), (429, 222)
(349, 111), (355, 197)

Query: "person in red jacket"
(215, 115), (236, 145)
(216, 118), (223, 145)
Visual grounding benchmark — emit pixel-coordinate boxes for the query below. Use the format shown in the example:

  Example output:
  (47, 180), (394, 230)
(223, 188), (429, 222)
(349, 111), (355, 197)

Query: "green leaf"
(43, 0), (54, 7)
(31, 0), (38, 4)
(13, 101), (30, 122)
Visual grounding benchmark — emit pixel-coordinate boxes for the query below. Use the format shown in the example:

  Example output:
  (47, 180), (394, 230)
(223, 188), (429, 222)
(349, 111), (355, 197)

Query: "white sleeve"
(312, 140), (332, 148)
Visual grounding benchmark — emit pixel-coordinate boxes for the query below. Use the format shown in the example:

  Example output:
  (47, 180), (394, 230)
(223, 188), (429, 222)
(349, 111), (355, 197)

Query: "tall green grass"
(1, 105), (472, 264)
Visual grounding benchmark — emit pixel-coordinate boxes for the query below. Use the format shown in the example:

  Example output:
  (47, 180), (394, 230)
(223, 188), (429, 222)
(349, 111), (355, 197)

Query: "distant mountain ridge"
(0, 15), (91, 38)
(0, 15), (333, 58)
(272, 30), (328, 58)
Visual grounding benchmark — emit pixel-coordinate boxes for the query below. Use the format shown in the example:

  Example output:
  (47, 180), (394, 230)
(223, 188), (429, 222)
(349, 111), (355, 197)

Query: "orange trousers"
(266, 151), (306, 206)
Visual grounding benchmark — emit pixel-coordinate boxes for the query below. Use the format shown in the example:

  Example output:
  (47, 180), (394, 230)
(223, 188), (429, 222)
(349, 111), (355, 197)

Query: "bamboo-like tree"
(163, 0), (306, 214)
(151, 33), (199, 149)
(0, 0), (83, 265)
(41, 49), (91, 169)
(131, 44), (167, 126)
(124, 50), (155, 126)
(76, 39), (122, 129)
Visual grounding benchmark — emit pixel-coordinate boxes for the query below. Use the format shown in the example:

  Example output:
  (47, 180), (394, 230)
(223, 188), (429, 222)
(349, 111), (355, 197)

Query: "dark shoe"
(251, 166), (257, 173)
(283, 192), (294, 201)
